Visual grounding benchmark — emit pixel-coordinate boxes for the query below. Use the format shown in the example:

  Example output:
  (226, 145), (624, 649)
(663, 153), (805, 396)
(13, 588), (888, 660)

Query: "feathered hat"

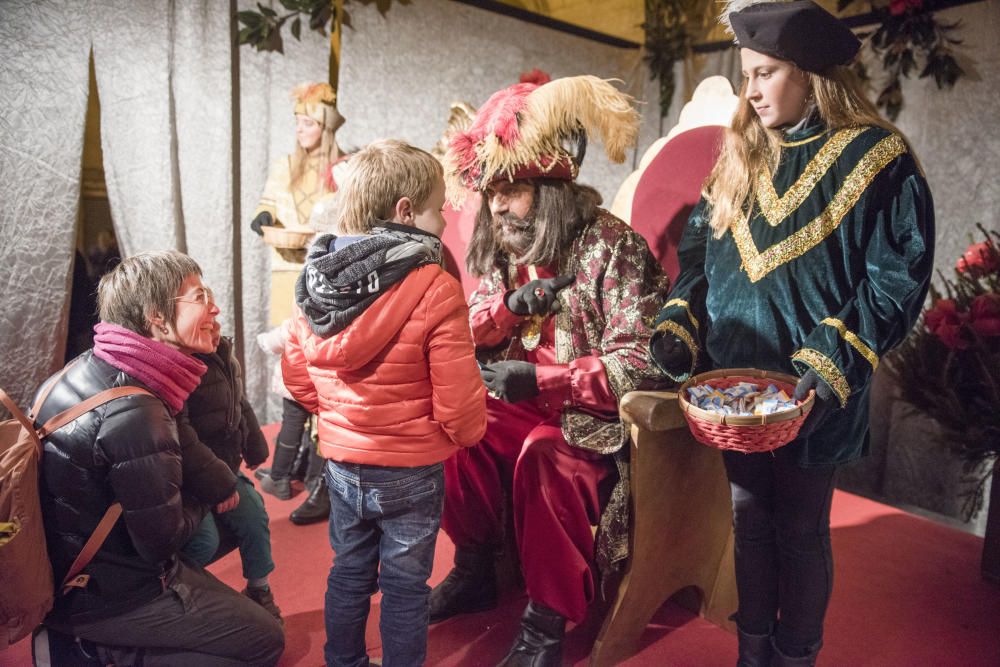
(291, 82), (346, 132)
(445, 75), (640, 204)
(720, 0), (860, 73)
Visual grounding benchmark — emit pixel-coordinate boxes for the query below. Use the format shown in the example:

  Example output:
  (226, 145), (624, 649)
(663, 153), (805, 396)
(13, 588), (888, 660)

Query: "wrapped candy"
(687, 381), (798, 417)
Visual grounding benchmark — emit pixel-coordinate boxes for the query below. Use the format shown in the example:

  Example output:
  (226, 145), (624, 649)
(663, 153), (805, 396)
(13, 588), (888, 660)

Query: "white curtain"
(0, 0), (326, 414)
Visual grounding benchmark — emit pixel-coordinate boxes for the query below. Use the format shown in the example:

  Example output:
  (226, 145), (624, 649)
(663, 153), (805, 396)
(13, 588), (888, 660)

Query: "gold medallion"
(521, 315), (543, 351)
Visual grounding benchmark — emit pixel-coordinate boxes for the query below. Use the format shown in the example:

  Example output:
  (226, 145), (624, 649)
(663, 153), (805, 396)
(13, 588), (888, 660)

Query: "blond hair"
(336, 139), (444, 234)
(98, 250), (202, 336)
(704, 65), (914, 238)
(289, 125), (341, 192)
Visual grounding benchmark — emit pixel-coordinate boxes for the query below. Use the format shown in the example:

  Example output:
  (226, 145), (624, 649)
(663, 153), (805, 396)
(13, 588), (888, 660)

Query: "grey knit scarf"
(295, 222), (443, 338)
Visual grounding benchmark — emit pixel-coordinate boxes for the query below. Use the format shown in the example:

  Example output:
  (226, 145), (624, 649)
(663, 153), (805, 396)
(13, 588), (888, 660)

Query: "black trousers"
(51, 558), (284, 666)
(723, 446), (837, 656)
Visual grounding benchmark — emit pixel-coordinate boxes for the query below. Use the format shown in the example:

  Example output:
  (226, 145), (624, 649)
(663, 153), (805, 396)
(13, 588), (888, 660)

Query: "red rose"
(956, 241), (999, 277)
(970, 293), (1000, 337)
(890, 0), (923, 14)
(924, 298), (971, 349)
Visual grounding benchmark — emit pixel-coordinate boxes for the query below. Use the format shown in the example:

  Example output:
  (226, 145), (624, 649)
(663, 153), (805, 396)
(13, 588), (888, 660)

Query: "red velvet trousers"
(441, 397), (613, 623)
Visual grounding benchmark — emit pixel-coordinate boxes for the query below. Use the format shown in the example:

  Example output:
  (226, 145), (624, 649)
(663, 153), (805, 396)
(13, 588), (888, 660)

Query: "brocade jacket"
(654, 120), (935, 466)
(469, 209), (671, 573)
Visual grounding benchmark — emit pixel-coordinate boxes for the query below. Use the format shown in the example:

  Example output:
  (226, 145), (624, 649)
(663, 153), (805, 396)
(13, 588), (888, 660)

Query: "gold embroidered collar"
(732, 133), (907, 283)
(757, 127), (867, 227)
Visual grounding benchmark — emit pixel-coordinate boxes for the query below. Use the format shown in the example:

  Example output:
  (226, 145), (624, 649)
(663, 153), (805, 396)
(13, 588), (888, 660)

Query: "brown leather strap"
(30, 358), (81, 419)
(1, 388), (40, 443)
(61, 503), (123, 594)
(39, 384), (152, 594)
(37, 386), (152, 439)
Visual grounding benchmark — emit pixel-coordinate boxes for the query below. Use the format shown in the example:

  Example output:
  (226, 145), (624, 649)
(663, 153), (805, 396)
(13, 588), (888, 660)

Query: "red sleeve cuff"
(536, 364), (573, 411)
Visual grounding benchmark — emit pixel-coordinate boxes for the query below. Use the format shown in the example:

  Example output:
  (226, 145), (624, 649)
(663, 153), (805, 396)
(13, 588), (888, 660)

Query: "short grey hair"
(97, 250), (203, 336)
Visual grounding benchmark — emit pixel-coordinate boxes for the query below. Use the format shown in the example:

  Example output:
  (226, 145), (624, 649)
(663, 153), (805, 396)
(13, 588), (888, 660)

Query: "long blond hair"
(289, 124), (341, 192)
(704, 65), (913, 238)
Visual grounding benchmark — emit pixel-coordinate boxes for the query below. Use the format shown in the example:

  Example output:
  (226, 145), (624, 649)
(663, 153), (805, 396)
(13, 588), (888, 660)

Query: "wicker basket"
(678, 368), (814, 453)
(261, 225), (314, 250)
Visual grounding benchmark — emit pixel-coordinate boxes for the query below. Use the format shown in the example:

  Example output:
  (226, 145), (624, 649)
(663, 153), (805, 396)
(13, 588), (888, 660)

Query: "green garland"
(841, 0), (967, 120)
(642, 0), (691, 119)
(237, 0), (409, 53)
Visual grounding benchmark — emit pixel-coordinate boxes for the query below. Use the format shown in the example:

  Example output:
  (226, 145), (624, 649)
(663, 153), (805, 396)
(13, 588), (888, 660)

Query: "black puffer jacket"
(34, 351), (228, 624)
(182, 337), (269, 473)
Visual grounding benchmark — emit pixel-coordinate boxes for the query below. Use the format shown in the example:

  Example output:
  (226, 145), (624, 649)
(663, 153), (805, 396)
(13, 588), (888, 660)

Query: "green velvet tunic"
(653, 120), (935, 466)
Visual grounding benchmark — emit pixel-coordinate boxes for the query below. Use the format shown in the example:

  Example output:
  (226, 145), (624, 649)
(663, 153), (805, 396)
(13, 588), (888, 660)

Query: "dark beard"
(493, 212), (535, 257)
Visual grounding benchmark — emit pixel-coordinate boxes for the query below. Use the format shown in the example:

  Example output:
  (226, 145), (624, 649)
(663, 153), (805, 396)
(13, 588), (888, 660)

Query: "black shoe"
(496, 600), (565, 667)
(244, 585), (284, 626)
(258, 470), (294, 500)
(429, 546), (498, 624)
(290, 477), (330, 525)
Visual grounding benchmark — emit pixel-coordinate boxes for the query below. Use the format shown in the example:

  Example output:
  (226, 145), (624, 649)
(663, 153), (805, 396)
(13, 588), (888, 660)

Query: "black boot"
(258, 439), (302, 500)
(496, 600), (565, 667)
(290, 476), (330, 525)
(770, 637), (821, 667)
(290, 430), (315, 482)
(736, 625), (773, 667)
(429, 545), (498, 623)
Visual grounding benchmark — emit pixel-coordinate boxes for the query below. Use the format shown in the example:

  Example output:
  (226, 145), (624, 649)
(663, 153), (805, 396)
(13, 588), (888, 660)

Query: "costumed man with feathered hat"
(651, 2), (934, 665)
(431, 74), (671, 666)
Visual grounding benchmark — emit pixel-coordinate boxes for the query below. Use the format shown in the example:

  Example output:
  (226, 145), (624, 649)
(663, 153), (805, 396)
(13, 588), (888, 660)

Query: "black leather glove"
(481, 360), (539, 403)
(250, 211), (274, 236)
(794, 369), (837, 439)
(651, 334), (692, 376)
(505, 275), (575, 316)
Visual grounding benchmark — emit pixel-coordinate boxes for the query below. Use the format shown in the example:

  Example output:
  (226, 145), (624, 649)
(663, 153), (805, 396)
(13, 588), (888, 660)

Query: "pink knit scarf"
(92, 322), (207, 414)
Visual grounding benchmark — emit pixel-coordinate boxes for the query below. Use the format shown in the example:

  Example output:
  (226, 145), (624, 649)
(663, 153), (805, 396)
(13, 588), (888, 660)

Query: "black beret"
(730, 0), (861, 73)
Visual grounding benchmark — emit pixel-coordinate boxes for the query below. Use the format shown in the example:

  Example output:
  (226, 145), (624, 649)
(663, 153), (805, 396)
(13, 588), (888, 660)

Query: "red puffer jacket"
(283, 264), (487, 466)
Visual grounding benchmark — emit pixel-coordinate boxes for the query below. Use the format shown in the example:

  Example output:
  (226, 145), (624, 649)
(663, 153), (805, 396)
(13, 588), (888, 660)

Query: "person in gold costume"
(250, 81), (347, 235)
(251, 82), (348, 527)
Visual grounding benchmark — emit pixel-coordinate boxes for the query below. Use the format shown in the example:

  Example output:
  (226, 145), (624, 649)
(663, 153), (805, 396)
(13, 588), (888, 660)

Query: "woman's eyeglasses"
(173, 287), (215, 306)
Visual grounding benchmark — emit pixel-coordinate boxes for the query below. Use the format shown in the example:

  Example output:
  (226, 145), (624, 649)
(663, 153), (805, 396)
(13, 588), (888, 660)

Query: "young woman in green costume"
(650, 2), (935, 664)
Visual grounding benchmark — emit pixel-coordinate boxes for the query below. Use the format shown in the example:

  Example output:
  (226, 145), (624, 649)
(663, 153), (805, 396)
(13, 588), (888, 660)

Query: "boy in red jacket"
(282, 139), (487, 667)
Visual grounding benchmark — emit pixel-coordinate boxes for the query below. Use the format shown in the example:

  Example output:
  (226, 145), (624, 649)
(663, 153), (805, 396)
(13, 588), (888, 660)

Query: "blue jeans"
(183, 473), (275, 580)
(323, 460), (444, 667)
(723, 447), (837, 657)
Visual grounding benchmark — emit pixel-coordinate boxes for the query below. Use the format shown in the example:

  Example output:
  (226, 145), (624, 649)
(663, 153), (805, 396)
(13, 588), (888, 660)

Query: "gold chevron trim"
(793, 348), (851, 407)
(655, 320), (699, 376)
(663, 298), (699, 330)
(732, 134), (907, 283)
(820, 317), (879, 371)
(757, 127), (867, 227)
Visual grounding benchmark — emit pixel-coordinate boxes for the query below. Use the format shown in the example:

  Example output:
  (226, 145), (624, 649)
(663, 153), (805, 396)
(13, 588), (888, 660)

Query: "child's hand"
(215, 490), (240, 513)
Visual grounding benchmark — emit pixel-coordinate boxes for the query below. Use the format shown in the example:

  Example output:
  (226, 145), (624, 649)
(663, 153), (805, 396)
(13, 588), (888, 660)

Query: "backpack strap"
(30, 357), (81, 419)
(31, 384), (155, 594)
(37, 386), (152, 439)
(60, 502), (123, 594)
(0, 388), (38, 443)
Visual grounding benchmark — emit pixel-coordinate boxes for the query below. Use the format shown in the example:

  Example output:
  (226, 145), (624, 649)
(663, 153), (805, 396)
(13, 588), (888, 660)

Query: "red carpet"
(4, 423), (998, 666)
